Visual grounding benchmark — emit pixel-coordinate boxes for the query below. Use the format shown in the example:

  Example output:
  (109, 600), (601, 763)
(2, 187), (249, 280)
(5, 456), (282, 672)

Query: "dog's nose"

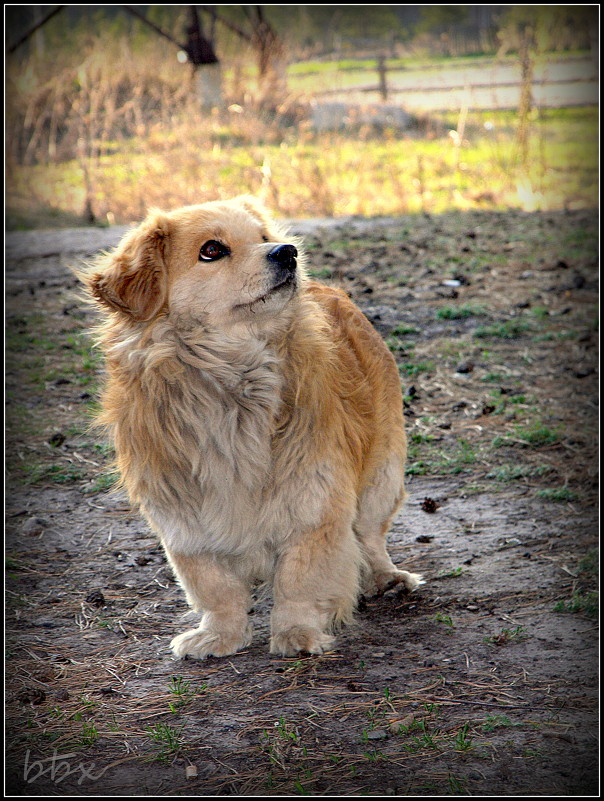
(267, 244), (298, 272)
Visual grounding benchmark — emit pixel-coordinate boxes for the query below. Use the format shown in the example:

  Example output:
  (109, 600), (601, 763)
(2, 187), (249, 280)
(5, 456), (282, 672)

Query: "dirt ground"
(5, 208), (598, 796)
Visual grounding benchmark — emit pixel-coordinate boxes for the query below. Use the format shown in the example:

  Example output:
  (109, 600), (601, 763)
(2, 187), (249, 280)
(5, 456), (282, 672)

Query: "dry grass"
(6, 34), (598, 229)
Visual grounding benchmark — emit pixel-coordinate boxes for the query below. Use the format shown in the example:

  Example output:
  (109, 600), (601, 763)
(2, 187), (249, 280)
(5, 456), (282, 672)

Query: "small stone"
(85, 589), (106, 608)
(18, 688), (46, 705)
(366, 728), (389, 740)
(455, 361), (474, 374)
(21, 517), (48, 536)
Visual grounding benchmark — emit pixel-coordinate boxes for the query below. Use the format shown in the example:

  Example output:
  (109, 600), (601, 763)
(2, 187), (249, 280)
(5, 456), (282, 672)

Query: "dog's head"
(83, 196), (303, 328)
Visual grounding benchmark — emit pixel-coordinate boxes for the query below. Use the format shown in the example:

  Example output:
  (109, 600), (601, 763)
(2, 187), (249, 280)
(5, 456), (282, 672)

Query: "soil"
(5, 208), (598, 797)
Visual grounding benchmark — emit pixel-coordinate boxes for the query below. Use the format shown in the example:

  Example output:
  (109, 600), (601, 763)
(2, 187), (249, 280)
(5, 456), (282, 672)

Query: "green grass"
(436, 438), (478, 474)
(487, 463), (551, 482)
(554, 592), (598, 618)
(485, 625), (527, 646)
(436, 303), (488, 320)
(399, 361), (434, 377)
(7, 103), (598, 227)
(536, 486), (578, 502)
(145, 723), (185, 761)
(474, 319), (534, 339)
(390, 323), (419, 336)
(493, 421), (561, 448)
(481, 714), (516, 733)
(514, 422), (560, 447)
(578, 549), (598, 576)
(82, 471), (120, 495)
(453, 722), (473, 752)
(21, 462), (88, 486)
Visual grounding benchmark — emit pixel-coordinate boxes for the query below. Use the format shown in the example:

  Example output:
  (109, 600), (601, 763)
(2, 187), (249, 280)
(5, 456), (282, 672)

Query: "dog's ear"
(235, 195), (273, 225)
(85, 211), (170, 321)
(235, 195), (291, 242)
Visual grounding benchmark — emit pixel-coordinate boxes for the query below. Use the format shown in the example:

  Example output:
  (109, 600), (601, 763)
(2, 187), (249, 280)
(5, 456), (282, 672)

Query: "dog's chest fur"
(106, 318), (333, 563)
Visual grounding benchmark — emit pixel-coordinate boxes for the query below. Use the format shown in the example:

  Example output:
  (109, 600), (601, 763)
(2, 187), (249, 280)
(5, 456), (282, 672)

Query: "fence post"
(377, 56), (388, 101)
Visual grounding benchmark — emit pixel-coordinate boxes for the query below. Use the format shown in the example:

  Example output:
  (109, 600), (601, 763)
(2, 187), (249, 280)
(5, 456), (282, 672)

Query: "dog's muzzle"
(267, 244), (297, 285)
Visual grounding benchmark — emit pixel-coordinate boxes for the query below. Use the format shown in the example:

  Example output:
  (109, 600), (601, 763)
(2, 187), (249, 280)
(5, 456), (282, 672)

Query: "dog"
(81, 196), (422, 659)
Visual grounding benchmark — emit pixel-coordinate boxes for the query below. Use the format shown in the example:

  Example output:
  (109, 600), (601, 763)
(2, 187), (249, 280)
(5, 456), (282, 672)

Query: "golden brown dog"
(81, 196), (422, 659)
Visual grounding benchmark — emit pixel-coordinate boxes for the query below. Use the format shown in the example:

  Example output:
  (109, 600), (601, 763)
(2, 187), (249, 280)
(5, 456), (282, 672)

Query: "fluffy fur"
(81, 196), (422, 659)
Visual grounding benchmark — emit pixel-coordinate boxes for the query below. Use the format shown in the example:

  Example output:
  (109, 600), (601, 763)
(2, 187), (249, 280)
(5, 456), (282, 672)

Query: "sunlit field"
(6, 34), (598, 230)
(7, 105), (597, 230)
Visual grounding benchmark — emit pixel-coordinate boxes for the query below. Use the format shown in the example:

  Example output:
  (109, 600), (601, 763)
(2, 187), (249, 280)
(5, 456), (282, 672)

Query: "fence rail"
(311, 55), (598, 111)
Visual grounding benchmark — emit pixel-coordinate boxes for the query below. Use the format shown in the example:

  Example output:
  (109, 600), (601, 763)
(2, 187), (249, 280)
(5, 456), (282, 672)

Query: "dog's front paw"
(171, 621), (252, 660)
(270, 625), (334, 656)
(374, 569), (424, 596)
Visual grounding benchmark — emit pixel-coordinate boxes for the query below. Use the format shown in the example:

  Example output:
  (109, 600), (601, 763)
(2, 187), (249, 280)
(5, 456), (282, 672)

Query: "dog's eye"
(199, 240), (229, 261)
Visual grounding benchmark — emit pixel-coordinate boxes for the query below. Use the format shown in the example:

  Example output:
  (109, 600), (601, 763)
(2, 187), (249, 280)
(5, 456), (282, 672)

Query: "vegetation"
(5, 4), (598, 229)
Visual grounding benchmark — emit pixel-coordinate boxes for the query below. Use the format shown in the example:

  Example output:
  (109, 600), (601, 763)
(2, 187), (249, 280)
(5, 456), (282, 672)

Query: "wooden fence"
(312, 55), (598, 111)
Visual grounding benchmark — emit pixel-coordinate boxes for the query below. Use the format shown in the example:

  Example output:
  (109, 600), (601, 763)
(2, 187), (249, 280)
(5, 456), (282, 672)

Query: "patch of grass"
(453, 722), (473, 751)
(494, 421), (561, 449)
(5, 556), (24, 572)
(434, 612), (454, 630)
(481, 714), (516, 732)
(410, 432), (437, 444)
(474, 318), (533, 339)
(436, 438), (478, 474)
(399, 361), (434, 377)
(481, 371), (506, 383)
(515, 422), (561, 447)
(82, 471), (120, 495)
(578, 549), (598, 576)
(390, 323), (419, 336)
(486, 463), (551, 482)
(554, 592), (598, 618)
(21, 461), (87, 486)
(400, 718), (442, 752)
(307, 267), (332, 279)
(436, 303), (488, 320)
(447, 772), (468, 794)
(78, 721), (100, 747)
(536, 486), (578, 502)
(405, 460), (428, 476)
(167, 676), (196, 712)
(485, 625), (527, 646)
(145, 723), (185, 761)
(436, 567), (463, 579)
(386, 336), (410, 353)
(261, 717), (303, 770)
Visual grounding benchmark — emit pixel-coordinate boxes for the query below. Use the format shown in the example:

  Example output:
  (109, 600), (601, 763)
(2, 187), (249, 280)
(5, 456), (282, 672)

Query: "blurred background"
(5, 4), (599, 229)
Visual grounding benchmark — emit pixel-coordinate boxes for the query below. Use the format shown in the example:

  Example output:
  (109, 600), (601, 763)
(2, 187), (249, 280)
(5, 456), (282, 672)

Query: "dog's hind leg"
(354, 456), (423, 596)
(166, 550), (253, 659)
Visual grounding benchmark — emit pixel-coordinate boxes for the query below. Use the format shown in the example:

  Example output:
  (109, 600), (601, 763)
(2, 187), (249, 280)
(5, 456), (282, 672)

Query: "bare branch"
(199, 5), (252, 41)
(123, 6), (188, 51)
(7, 6), (65, 54)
